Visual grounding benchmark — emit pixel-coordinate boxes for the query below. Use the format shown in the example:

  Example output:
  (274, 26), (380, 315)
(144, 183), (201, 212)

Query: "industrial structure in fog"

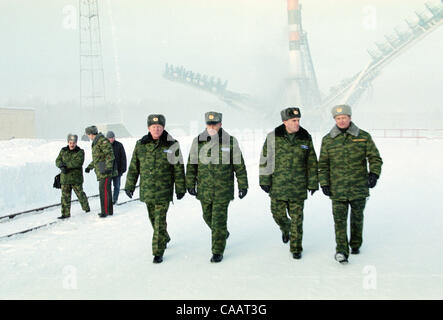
(79, 0), (106, 123)
(162, 0), (442, 118)
(285, 0), (321, 107)
(318, 0), (443, 111)
(163, 63), (249, 108)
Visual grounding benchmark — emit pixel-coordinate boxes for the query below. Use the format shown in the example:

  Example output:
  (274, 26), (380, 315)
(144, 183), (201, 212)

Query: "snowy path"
(1, 138), (442, 299)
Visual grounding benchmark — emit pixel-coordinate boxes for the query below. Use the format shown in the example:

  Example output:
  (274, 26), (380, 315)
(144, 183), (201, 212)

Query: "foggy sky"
(0, 0), (441, 132)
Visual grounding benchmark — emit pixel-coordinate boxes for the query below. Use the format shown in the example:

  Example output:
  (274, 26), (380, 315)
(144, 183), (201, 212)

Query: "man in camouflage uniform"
(186, 111), (248, 263)
(319, 104), (383, 264)
(259, 107), (318, 260)
(55, 134), (90, 219)
(125, 115), (186, 264)
(85, 125), (117, 218)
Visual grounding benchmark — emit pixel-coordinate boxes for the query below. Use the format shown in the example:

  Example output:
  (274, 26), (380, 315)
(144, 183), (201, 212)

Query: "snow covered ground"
(0, 134), (442, 299)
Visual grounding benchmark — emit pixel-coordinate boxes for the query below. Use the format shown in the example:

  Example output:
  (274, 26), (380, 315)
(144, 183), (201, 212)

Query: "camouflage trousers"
(332, 198), (366, 256)
(271, 198), (304, 254)
(146, 202), (170, 257)
(61, 184), (90, 217)
(200, 200), (230, 255)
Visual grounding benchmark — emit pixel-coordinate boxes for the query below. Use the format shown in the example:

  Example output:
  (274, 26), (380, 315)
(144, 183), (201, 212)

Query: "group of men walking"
(55, 128), (127, 219)
(55, 104), (382, 266)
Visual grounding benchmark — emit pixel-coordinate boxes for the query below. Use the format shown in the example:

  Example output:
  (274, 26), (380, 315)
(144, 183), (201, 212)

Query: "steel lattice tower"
(79, 0), (106, 123)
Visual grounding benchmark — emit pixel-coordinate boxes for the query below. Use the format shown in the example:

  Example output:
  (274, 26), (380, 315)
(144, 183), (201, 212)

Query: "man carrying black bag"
(55, 134), (90, 219)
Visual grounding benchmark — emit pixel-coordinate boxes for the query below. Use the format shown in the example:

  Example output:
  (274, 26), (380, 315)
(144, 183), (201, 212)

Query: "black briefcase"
(53, 174), (61, 189)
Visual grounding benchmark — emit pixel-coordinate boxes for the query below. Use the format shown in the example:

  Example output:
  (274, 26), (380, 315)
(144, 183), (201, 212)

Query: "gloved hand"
(104, 169), (112, 174)
(238, 189), (248, 199)
(60, 166), (68, 174)
(125, 189), (133, 199)
(260, 185), (271, 193)
(309, 189), (317, 196)
(368, 172), (379, 188)
(85, 167), (91, 173)
(176, 193), (185, 200)
(187, 188), (197, 196)
(321, 186), (331, 196)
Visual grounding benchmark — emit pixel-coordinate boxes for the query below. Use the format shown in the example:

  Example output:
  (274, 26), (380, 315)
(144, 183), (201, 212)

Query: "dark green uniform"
(259, 124), (318, 254)
(186, 128), (248, 255)
(319, 122), (383, 256)
(56, 146), (90, 217)
(125, 130), (186, 257)
(86, 133), (116, 216)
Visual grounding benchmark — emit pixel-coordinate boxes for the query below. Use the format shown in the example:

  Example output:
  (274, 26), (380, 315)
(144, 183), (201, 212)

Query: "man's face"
(149, 124), (164, 139)
(87, 134), (95, 141)
(283, 118), (300, 134)
(335, 115), (351, 129)
(68, 140), (77, 150)
(206, 123), (222, 136)
(108, 137), (115, 144)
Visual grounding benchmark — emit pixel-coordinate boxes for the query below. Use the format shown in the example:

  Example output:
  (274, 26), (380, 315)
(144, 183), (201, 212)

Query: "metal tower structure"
(79, 0), (106, 123)
(318, 0), (443, 111)
(286, 0), (321, 107)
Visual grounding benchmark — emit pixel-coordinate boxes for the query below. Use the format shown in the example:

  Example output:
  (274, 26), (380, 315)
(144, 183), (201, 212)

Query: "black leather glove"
(85, 167), (91, 173)
(125, 189), (133, 199)
(321, 186), (331, 196)
(309, 189), (317, 196)
(60, 166), (68, 174)
(238, 189), (248, 199)
(176, 193), (185, 200)
(104, 169), (112, 174)
(260, 185), (271, 193)
(187, 188), (197, 196)
(368, 172), (379, 188)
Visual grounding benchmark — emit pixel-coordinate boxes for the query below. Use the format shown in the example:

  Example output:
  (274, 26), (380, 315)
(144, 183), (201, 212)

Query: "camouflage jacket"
(86, 133), (117, 181)
(318, 122), (383, 201)
(259, 125), (318, 201)
(186, 128), (248, 203)
(55, 146), (85, 185)
(125, 130), (186, 203)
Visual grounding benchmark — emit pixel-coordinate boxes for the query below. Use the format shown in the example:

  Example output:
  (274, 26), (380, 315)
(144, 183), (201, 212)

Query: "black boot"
(98, 213), (107, 218)
(153, 256), (163, 264)
(351, 248), (360, 255)
(292, 252), (302, 260)
(282, 232), (290, 244)
(210, 254), (223, 263)
(57, 215), (70, 219)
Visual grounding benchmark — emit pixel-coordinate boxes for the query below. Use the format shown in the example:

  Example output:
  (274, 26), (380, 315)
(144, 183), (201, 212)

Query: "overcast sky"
(0, 0), (441, 127)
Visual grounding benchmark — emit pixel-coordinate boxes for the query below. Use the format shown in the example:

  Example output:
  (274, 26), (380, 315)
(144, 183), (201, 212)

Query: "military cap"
(67, 133), (78, 143)
(147, 114), (166, 127)
(331, 104), (352, 118)
(281, 107), (301, 121)
(85, 125), (98, 135)
(205, 111), (222, 124)
(106, 131), (115, 139)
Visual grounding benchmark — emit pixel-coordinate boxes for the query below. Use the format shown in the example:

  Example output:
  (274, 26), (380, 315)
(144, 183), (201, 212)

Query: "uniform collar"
(198, 128), (229, 143)
(274, 124), (310, 139)
(329, 122), (359, 138)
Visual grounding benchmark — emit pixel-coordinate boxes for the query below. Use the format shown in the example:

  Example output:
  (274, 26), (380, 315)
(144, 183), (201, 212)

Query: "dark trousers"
(99, 177), (113, 215)
(112, 175), (121, 203)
